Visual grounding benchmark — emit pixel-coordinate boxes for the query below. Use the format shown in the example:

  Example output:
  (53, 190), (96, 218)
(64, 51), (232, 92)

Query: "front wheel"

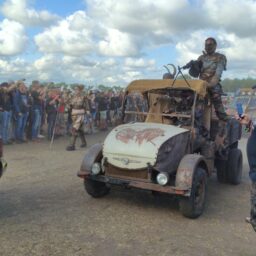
(84, 179), (110, 198)
(179, 168), (207, 219)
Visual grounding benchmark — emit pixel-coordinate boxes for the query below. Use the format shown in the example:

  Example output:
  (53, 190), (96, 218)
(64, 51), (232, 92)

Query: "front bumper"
(78, 170), (190, 196)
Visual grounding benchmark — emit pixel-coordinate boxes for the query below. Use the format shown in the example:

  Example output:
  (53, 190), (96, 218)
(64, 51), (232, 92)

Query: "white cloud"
(34, 11), (96, 56)
(176, 31), (207, 65)
(124, 58), (156, 70)
(31, 53), (155, 85)
(98, 28), (140, 57)
(0, 0), (59, 26)
(0, 57), (33, 81)
(0, 19), (28, 55)
(202, 0), (256, 38)
(35, 10), (141, 57)
(86, 0), (209, 44)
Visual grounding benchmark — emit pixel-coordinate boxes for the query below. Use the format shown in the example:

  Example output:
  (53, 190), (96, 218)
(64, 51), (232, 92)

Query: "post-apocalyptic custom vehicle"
(78, 78), (242, 218)
(0, 136), (7, 180)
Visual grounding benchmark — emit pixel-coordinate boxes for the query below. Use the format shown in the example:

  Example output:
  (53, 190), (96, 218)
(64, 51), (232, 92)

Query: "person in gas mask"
(184, 38), (229, 147)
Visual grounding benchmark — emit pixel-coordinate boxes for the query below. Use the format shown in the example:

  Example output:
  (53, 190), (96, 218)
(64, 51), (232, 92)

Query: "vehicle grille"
(105, 164), (149, 180)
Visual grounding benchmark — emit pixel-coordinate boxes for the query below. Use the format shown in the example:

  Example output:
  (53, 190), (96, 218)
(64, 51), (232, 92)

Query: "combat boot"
(79, 130), (87, 148)
(66, 135), (77, 151)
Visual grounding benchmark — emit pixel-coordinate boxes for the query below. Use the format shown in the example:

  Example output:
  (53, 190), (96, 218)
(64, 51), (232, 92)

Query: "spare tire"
(227, 148), (243, 185)
(215, 158), (227, 183)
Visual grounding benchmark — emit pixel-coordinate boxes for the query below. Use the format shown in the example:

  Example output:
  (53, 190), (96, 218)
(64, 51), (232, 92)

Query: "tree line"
(41, 77), (256, 93)
(221, 78), (256, 92)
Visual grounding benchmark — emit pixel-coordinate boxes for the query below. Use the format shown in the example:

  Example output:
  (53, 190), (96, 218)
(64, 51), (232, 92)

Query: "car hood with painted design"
(103, 122), (189, 169)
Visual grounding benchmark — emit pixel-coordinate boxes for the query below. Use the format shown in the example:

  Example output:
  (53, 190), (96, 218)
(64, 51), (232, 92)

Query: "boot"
(79, 130), (87, 148)
(66, 135), (77, 151)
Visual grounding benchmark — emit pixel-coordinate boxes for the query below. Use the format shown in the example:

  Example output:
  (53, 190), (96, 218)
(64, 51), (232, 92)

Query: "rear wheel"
(84, 179), (110, 198)
(179, 168), (207, 219)
(227, 148), (243, 185)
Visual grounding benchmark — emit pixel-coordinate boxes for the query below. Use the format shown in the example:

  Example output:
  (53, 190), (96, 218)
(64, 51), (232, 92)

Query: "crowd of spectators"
(0, 80), (125, 145)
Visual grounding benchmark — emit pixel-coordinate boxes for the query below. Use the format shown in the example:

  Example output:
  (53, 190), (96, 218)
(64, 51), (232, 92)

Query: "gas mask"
(205, 39), (216, 55)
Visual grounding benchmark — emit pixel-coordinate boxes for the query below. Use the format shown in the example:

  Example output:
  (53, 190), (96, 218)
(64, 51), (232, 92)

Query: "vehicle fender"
(175, 154), (208, 190)
(80, 143), (103, 172)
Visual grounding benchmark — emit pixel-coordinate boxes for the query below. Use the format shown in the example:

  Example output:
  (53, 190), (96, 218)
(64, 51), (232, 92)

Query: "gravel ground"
(0, 133), (255, 256)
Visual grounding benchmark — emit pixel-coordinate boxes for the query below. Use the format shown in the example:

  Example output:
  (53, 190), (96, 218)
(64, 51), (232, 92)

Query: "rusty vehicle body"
(0, 136), (7, 180)
(78, 79), (242, 218)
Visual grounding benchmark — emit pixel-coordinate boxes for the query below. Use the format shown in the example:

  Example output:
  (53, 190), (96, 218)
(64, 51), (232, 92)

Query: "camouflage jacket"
(65, 94), (89, 111)
(198, 52), (227, 87)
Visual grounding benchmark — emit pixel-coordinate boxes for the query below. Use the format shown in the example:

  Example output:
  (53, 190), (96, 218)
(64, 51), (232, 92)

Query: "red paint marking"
(116, 128), (165, 145)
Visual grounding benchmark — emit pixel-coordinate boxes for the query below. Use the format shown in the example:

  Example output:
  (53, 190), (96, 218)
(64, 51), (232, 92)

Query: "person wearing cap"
(65, 84), (90, 151)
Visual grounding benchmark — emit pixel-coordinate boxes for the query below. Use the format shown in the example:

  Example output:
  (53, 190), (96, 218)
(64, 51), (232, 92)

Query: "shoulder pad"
(197, 54), (204, 61)
(215, 52), (227, 70)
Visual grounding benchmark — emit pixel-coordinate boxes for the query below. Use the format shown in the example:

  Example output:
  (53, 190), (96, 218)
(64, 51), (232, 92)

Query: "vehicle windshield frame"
(122, 88), (198, 130)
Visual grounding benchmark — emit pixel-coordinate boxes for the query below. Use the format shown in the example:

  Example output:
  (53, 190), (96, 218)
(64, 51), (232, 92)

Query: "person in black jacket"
(0, 82), (16, 144)
(13, 81), (29, 143)
(45, 89), (59, 140)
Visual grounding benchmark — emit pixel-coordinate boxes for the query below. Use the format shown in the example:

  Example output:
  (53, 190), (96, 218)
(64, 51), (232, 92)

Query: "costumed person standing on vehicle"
(184, 37), (229, 144)
(65, 85), (90, 151)
(198, 37), (229, 122)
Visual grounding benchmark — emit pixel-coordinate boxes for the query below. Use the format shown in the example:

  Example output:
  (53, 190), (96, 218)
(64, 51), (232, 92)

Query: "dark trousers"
(208, 87), (229, 121)
(15, 112), (29, 140)
(47, 112), (57, 140)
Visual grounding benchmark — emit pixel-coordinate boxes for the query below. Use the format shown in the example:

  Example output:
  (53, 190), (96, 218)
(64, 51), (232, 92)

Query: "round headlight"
(156, 172), (169, 186)
(91, 163), (101, 175)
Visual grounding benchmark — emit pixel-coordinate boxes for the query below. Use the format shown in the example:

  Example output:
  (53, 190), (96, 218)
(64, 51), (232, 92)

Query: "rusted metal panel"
(103, 122), (188, 169)
(80, 143), (102, 172)
(126, 79), (208, 97)
(154, 133), (190, 174)
(80, 172), (189, 195)
(129, 181), (188, 195)
(77, 170), (90, 178)
(175, 154), (208, 191)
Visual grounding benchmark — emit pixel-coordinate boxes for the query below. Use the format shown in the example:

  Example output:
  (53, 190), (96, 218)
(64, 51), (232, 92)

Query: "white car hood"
(103, 122), (188, 169)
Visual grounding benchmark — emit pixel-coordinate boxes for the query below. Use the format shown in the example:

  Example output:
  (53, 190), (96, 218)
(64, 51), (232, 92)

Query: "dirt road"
(0, 133), (255, 256)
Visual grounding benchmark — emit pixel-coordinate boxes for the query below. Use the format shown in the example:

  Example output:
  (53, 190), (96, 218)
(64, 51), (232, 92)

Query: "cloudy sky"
(0, 0), (256, 86)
